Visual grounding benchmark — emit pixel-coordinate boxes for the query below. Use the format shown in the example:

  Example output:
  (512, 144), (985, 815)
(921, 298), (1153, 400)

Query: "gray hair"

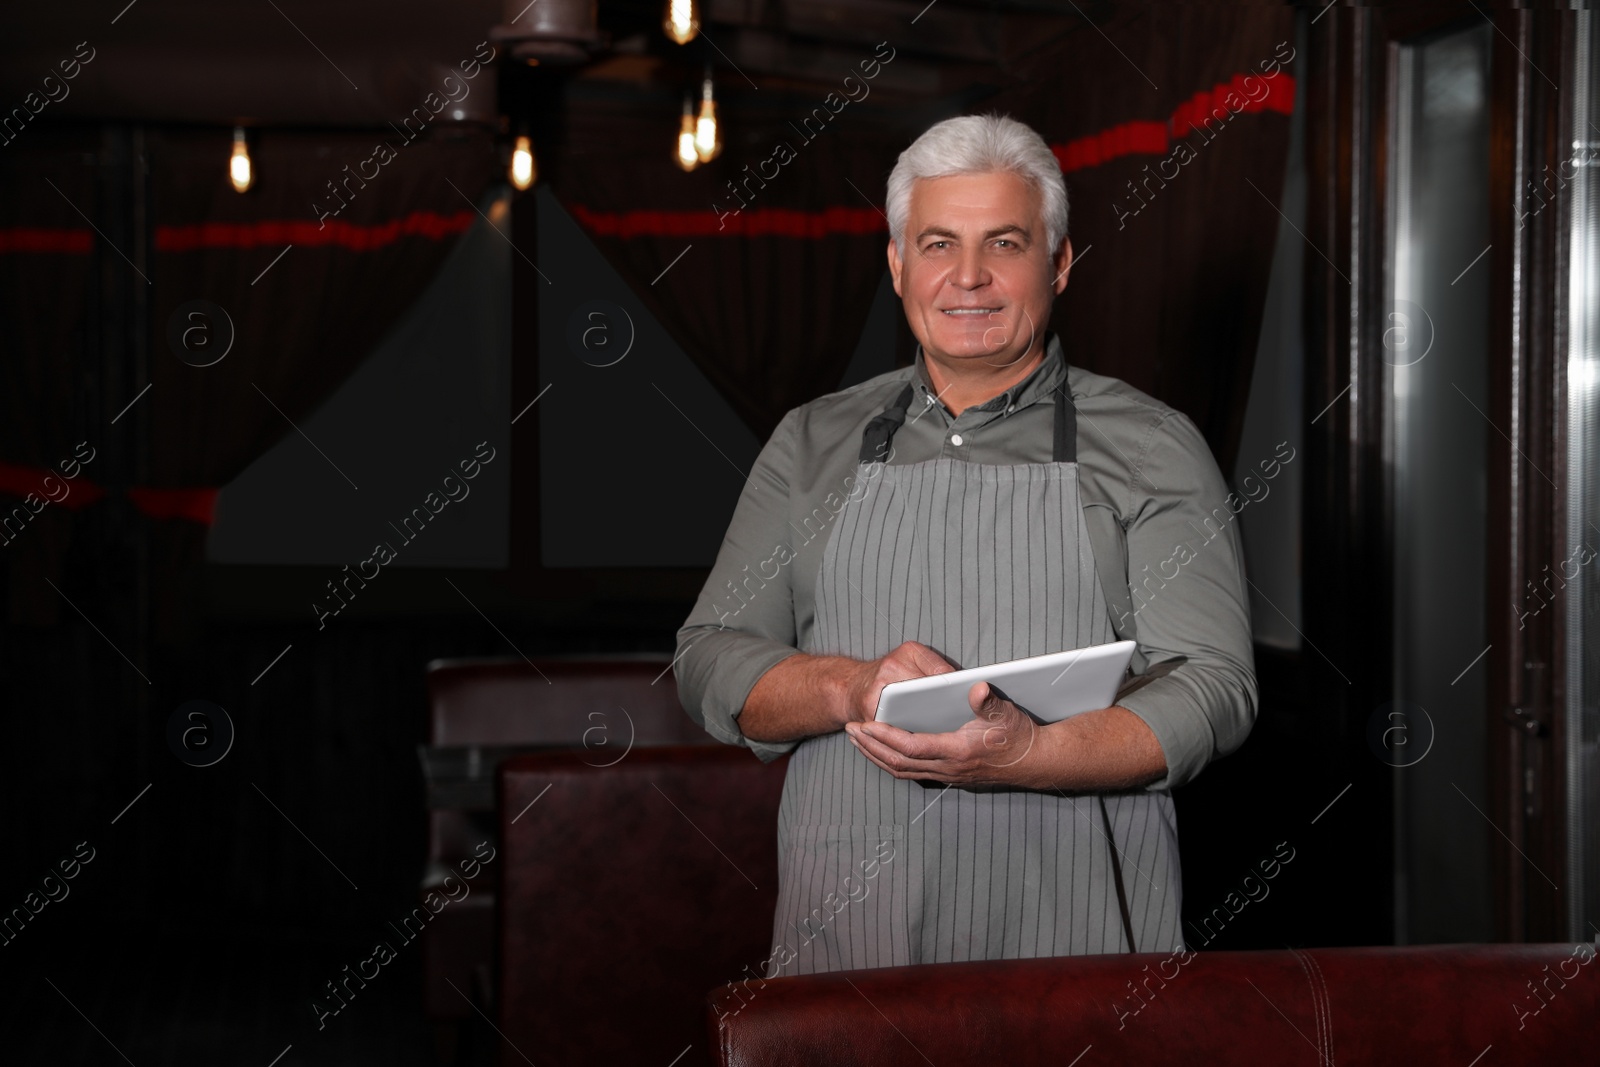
(886, 113), (1069, 259)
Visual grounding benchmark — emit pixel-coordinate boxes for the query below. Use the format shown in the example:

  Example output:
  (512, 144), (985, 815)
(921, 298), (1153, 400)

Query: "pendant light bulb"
(675, 97), (699, 171)
(663, 0), (700, 45)
(229, 127), (253, 193)
(510, 134), (536, 190)
(694, 74), (721, 163)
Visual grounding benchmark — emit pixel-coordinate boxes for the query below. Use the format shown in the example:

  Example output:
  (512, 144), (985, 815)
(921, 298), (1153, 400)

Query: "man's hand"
(845, 679), (1043, 788)
(743, 641), (1168, 790)
(842, 640), (958, 724)
(846, 683), (1170, 793)
(738, 640), (955, 743)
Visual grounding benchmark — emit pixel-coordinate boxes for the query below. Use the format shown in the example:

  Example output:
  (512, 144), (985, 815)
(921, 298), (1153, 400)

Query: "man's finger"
(968, 680), (1019, 721)
(859, 720), (942, 758)
(854, 743), (955, 783)
(903, 641), (954, 676)
(848, 730), (951, 780)
(852, 721), (957, 764)
(848, 727), (917, 770)
(919, 647), (956, 675)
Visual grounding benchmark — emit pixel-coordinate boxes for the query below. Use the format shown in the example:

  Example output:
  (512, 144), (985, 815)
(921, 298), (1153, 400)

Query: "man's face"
(888, 169), (1072, 372)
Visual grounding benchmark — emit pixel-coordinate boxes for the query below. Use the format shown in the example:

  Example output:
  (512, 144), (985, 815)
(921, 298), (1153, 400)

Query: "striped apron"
(767, 380), (1183, 976)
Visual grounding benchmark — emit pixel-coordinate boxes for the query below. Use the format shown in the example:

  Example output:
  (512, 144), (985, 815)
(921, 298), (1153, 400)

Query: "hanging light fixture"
(674, 95), (699, 171)
(229, 127), (253, 193)
(493, 0), (603, 65)
(510, 133), (537, 190)
(662, 0), (700, 45)
(694, 70), (721, 163)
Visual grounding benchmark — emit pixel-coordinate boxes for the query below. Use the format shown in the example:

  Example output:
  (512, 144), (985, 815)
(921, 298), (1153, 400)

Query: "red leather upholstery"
(499, 746), (788, 1067)
(426, 655), (710, 747)
(422, 656), (716, 1021)
(707, 942), (1597, 1065)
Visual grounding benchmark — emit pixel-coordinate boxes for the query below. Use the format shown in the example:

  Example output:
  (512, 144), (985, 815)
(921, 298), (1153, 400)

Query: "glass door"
(1564, 9), (1600, 943)
(1387, 21), (1494, 944)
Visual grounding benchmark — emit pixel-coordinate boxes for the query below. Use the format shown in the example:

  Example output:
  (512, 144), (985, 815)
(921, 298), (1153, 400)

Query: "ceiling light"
(229, 127), (253, 194)
(694, 72), (721, 163)
(510, 134), (537, 190)
(675, 96), (699, 171)
(663, 0), (700, 45)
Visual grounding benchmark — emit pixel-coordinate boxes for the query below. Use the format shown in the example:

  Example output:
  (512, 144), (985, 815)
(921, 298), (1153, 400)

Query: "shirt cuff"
(1112, 676), (1218, 792)
(674, 626), (803, 762)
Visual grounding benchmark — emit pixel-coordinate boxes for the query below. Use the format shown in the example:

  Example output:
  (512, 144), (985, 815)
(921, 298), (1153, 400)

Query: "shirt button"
(1005, 404), (1015, 414)
(951, 433), (964, 446)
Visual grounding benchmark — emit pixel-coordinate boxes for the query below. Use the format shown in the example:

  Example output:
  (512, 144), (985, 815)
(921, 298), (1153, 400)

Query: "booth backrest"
(425, 655), (711, 747)
(706, 941), (1596, 1066)
(421, 655), (716, 1023)
(499, 746), (788, 1067)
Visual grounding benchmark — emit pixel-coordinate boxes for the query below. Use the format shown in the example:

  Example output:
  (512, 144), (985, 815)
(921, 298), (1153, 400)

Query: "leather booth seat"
(426, 655), (710, 748)
(422, 655), (716, 1023)
(706, 942), (1597, 1065)
(499, 745), (788, 1067)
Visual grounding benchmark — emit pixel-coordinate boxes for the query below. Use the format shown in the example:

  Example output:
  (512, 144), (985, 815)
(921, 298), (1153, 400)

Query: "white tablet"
(872, 640), (1138, 734)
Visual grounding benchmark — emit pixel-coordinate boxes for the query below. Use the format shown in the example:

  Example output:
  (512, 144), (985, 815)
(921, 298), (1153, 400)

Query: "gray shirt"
(673, 333), (1258, 792)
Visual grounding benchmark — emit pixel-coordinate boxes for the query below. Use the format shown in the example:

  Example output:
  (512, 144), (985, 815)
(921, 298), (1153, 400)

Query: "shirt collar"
(912, 332), (1069, 414)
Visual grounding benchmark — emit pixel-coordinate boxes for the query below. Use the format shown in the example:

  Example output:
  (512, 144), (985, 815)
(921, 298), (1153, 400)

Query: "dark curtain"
(146, 127), (495, 486)
(547, 96), (902, 442)
(0, 128), (104, 626)
(0, 125), (495, 630)
(986, 2), (1297, 472)
(0, 130), (96, 462)
(142, 127), (495, 638)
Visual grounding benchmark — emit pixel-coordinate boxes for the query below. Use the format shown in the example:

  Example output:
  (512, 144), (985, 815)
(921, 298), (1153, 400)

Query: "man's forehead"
(907, 171), (1042, 226)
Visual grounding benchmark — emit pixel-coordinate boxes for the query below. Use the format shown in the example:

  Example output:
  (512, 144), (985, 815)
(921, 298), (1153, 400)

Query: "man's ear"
(1052, 236), (1074, 295)
(887, 238), (904, 297)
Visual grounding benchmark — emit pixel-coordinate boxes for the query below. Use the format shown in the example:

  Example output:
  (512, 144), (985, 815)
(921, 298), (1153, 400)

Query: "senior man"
(674, 113), (1256, 975)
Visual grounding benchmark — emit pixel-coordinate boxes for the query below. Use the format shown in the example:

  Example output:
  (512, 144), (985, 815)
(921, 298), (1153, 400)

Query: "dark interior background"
(0, 2), (1434, 1064)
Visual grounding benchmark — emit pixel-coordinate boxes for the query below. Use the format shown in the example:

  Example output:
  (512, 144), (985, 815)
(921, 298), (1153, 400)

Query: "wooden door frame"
(1306, 2), (1575, 943)
(1302, 1), (1402, 949)
(1484, 7), (1572, 943)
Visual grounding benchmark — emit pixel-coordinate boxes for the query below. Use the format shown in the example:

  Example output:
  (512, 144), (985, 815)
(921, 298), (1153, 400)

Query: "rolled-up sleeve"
(1112, 411), (1259, 791)
(674, 408), (806, 762)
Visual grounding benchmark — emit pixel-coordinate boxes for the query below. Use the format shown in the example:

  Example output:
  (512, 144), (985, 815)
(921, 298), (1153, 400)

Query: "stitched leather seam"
(1289, 947), (1331, 1065)
(1304, 952), (1336, 1066)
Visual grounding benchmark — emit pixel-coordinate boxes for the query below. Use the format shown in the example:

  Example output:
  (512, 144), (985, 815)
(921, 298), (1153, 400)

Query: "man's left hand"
(843, 680), (1043, 788)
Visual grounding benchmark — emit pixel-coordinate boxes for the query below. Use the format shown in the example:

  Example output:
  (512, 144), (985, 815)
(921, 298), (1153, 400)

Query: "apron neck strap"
(859, 384), (915, 463)
(1053, 383), (1076, 463)
(858, 378), (1077, 464)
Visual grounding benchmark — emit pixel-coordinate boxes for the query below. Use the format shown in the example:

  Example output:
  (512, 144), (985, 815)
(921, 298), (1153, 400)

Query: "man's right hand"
(842, 641), (957, 725)
(739, 642), (957, 744)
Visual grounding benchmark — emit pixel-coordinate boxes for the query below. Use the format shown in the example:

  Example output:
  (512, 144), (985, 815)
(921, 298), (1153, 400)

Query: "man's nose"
(948, 247), (990, 289)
